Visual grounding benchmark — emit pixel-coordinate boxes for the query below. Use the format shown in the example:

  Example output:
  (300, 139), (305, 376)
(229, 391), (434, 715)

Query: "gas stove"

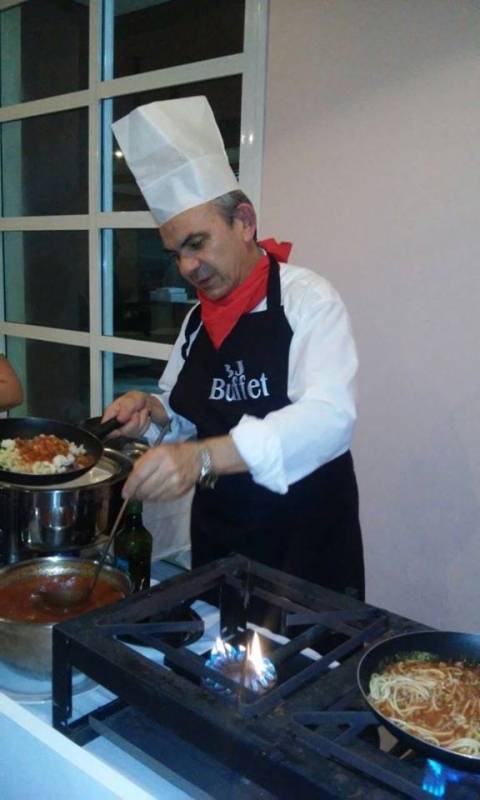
(51, 556), (480, 799)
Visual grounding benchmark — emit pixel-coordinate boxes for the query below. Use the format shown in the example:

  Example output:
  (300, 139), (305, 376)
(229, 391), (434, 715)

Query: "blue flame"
(422, 759), (471, 796)
(422, 759), (447, 797)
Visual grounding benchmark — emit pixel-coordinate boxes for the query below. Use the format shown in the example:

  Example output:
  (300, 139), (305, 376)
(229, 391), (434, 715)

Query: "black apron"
(169, 257), (364, 600)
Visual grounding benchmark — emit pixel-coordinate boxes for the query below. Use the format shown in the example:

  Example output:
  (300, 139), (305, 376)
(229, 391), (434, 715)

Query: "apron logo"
(209, 361), (270, 402)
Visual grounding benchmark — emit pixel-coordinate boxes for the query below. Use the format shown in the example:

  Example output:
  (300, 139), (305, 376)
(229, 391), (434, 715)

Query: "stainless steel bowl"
(0, 556), (131, 684)
(0, 446), (132, 555)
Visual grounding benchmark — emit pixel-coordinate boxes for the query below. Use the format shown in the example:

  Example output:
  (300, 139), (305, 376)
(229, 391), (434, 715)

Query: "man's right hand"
(102, 391), (152, 438)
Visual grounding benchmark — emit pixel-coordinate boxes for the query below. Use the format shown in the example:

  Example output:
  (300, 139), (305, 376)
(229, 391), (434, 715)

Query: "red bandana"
(198, 238), (292, 350)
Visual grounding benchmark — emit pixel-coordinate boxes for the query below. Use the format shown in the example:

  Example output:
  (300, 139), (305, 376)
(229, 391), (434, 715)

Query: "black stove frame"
(51, 555), (475, 799)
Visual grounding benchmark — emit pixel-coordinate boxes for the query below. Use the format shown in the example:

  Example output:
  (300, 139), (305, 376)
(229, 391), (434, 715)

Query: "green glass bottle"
(114, 500), (152, 592)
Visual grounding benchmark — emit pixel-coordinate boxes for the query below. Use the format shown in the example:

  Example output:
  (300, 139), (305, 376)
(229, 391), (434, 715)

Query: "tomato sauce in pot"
(0, 574), (126, 623)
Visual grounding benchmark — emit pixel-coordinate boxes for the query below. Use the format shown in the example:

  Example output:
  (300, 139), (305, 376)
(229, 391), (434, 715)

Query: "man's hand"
(122, 442), (201, 501)
(121, 435), (248, 502)
(102, 391), (152, 438)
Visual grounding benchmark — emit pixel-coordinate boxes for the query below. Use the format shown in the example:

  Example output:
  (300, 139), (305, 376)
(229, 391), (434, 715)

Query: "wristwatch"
(197, 446), (218, 490)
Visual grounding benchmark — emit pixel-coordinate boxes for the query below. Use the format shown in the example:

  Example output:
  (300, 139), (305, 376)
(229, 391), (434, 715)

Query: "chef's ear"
(233, 202), (257, 242)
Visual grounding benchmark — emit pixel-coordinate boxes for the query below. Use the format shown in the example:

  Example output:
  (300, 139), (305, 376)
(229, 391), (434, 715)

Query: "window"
(0, 0), (267, 423)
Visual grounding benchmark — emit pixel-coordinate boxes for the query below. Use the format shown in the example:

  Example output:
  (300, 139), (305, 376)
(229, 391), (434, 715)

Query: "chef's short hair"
(212, 190), (254, 227)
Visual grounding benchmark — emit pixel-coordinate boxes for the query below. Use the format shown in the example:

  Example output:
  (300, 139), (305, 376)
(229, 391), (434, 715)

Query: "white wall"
(260, 0), (480, 630)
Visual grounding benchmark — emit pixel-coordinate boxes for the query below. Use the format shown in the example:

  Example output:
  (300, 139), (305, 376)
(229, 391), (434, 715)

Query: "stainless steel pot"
(0, 557), (131, 684)
(0, 446), (132, 556)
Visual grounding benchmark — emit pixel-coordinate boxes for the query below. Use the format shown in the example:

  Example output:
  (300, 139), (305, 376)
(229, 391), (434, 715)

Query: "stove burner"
(203, 636), (277, 696)
(422, 759), (480, 797)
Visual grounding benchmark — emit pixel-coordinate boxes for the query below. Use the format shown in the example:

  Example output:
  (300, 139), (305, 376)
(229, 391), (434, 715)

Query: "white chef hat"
(112, 96), (239, 225)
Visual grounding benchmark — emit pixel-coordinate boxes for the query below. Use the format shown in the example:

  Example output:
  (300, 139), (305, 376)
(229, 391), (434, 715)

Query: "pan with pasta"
(358, 630), (480, 772)
(0, 417), (121, 486)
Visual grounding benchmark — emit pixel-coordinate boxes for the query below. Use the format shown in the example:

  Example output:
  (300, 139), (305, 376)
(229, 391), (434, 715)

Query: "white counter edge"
(0, 691), (156, 800)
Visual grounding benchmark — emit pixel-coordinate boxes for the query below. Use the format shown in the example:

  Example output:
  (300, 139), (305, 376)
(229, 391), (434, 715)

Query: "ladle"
(38, 496), (129, 610)
(37, 423), (170, 610)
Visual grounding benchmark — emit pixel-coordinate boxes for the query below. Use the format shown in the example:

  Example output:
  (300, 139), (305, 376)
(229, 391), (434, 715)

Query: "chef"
(103, 96), (365, 600)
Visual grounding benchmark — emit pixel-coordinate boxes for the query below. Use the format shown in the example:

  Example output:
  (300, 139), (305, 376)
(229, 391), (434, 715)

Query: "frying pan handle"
(88, 417), (123, 440)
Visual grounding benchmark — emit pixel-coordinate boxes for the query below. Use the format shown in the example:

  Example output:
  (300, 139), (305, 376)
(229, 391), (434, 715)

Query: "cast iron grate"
(292, 706), (480, 800)
(55, 555), (470, 798)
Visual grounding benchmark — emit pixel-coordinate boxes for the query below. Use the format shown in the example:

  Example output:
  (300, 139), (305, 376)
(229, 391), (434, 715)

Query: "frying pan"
(358, 630), (480, 772)
(0, 416), (121, 487)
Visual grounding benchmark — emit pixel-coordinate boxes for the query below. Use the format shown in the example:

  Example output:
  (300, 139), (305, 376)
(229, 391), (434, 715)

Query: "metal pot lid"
(115, 439), (149, 461)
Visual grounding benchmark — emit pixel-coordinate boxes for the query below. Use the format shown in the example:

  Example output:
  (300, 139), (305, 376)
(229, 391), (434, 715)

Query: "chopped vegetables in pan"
(0, 434), (93, 475)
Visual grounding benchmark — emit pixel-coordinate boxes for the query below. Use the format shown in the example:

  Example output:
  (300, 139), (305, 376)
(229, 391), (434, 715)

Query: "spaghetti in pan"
(368, 655), (480, 755)
(358, 630), (480, 772)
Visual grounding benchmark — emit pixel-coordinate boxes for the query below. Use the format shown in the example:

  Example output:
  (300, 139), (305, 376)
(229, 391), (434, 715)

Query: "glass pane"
(7, 337), (89, 424)
(1, 109), (88, 216)
(3, 231), (89, 332)
(111, 354), (166, 398)
(108, 75), (242, 213)
(0, 0), (89, 107)
(113, 0), (244, 79)
(103, 229), (196, 344)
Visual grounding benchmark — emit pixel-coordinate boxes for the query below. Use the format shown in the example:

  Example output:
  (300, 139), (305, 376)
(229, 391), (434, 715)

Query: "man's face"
(159, 201), (254, 301)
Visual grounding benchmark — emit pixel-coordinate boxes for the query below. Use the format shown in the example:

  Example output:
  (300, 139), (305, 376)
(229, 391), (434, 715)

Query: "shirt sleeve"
(230, 264), (358, 494)
(143, 306), (199, 446)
